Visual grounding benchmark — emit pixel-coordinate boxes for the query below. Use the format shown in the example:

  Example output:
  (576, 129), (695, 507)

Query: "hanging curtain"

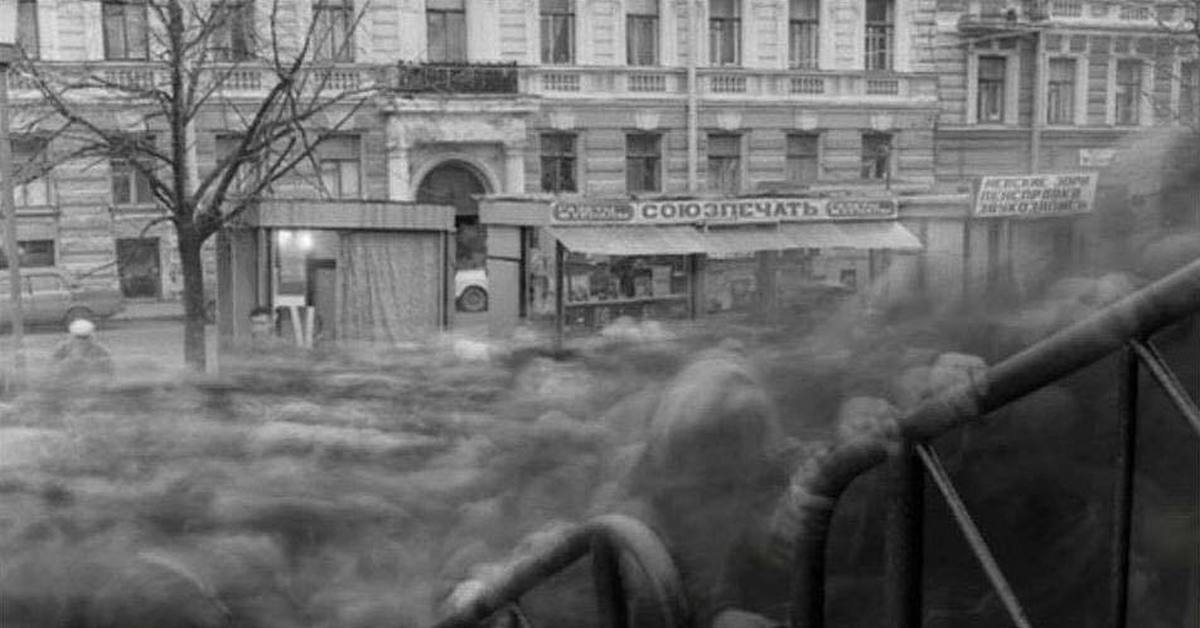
(336, 232), (443, 345)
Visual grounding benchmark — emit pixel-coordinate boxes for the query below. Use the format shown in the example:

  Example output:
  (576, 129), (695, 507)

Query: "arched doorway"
(417, 161), (490, 314)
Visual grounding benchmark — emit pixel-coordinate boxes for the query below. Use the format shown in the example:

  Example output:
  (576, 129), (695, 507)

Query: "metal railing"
(431, 255), (1200, 628)
(390, 61), (520, 95)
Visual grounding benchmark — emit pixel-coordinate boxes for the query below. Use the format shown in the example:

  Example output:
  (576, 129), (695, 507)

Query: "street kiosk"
(479, 195), (924, 337)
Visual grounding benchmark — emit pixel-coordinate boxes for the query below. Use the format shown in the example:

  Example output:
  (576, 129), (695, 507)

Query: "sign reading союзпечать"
(974, 173), (1099, 219)
(549, 197), (898, 225)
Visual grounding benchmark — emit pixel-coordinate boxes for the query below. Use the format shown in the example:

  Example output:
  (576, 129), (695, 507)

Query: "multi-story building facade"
(927, 0), (1200, 305)
(7, 0), (945, 335)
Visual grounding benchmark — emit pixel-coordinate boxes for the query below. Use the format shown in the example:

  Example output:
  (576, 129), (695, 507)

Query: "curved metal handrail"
(434, 514), (690, 628)
(780, 256), (1200, 627)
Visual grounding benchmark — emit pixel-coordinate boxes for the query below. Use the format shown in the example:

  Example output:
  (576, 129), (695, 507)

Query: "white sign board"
(550, 197), (898, 225)
(1079, 148), (1117, 167)
(974, 173), (1098, 219)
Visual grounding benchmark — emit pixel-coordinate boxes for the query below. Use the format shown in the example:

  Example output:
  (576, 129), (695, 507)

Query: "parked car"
(0, 268), (126, 329)
(455, 268), (489, 312)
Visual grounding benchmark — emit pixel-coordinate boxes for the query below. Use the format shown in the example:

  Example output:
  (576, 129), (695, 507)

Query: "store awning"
(705, 222), (923, 254)
(548, 221), (923, 256)
(779, 221), (923, 251)
(546, 226), (710, 255)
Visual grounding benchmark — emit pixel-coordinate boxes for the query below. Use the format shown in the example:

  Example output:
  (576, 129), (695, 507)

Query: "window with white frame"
(626, 133), (662, 193)
(17, 0), (39, 60)
(313, 0), (355, 62)
(861, 132), (892, 180)
(111, 137), (157, 206)
(789, 0), (819, 70)
(709, 0), (741, 67)
(977, 56), (1007, 123)
(427, 0), (467, 62)
(541, 0), (575, 65)
(13, 137), (50, 207)
(786, 133), (820, 184)
(103, 0), (150, 60)
(317, 135), (361, 199)
(627, 0), (659, 66)
(1182, 60), (1199, 127)
(1047, 57), (1076, 125)
(540, 133), (578, 193)
(1115, 59), (1141, 126)
(707, 133), (741, 193)
(211, 0), (256, 62)
(864, 0), (894, 71)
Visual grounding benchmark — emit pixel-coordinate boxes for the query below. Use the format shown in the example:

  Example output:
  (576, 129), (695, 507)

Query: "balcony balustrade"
(390, 62), (519, 95)
(960, 0), (1191, 30)
(6, 62), (378, 97)
(520, 66), (938, 103)
(10, 60), (936, 107)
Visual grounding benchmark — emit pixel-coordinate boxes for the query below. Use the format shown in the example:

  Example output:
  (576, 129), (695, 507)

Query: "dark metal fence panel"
(785, 256), (1200, 628)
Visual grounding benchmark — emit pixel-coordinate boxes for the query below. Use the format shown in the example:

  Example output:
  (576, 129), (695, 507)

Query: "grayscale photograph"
(0, 0), (1196, 626)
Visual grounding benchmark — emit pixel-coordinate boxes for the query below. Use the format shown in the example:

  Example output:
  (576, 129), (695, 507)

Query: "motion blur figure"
(51, 319), (114, 381)
(613, 348), (801, 628)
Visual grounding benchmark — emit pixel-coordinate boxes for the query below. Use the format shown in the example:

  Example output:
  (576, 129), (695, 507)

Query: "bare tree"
(12, 0), (375, 369)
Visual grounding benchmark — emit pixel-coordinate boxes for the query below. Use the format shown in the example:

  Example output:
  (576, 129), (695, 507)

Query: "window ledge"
(15, 205), (60, 217)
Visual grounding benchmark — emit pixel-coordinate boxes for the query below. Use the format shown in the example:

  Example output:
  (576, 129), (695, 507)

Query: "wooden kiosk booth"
(479, 194), (924, 337)
(215, 199), (457, 355)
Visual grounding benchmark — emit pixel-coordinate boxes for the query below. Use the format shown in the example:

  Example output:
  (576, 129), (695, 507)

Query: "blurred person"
(476, 348), (808, 628)
(249, 306), (277, 346)
(51, 319), (114, 381)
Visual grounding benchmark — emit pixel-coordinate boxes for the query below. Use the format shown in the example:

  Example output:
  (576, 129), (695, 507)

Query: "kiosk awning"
(546, 226), (711, 255)
(548, 221), (922, 256)
(780, 221), (923, 251)
(704, 222), (922, 255)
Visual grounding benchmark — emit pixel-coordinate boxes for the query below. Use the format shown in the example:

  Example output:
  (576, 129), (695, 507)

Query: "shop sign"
(1079, 148), (1117, 167)
(550, 197), (897, 225)
(974, 173), (1098, 219)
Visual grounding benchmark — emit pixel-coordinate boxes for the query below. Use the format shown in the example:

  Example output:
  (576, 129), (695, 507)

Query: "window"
(789, 0), (819, 70)
(786, 133), (820, 184)
(317, 135), (361, 199)
(111, 137), (156, 206)
(864, 0), (893, 71)
(707, 133), (741, 193)
(427, 0), (467, 62)
(1115, 59), (1141, 126)
(1047, 58), (1076, 124)
(1182, 61), (1200, 127)
(103, 0), (149, 60)
(861, 132), (892, 180)
(313, 0), (355, 62)
(12, 137), (50, 207)
(626, 133), (662, 193)
(709, 0), (741, 66)
(211, 0), (255, 61)
(540, 133), (577, 193)
(17, 0), (39, 59)
(0, 241), (55, 270)
(977, 56), (1006, 122)
(215, 134), (261, 194)
(541, 0), (575, 65)
(627, 0), (659, 66)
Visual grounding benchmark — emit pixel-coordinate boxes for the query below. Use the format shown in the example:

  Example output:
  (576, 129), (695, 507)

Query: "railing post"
(1108, 346), (1139, 628)
(884, 441), (924, 628)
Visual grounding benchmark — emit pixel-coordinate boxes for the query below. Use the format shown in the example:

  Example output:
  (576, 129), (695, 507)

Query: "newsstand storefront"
(479, 195), (923, 337)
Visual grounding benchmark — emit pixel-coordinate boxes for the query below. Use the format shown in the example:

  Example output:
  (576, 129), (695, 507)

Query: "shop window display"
(563, 253), (692, 329)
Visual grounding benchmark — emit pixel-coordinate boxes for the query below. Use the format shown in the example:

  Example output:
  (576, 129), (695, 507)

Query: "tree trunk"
(177, 222), (208, 370)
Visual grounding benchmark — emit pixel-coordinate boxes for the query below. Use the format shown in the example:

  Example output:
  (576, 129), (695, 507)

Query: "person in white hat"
(51, 318), (114, 380)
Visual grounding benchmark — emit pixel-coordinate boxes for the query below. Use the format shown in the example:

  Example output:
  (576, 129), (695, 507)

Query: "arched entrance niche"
(416, 160), (491, 313)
